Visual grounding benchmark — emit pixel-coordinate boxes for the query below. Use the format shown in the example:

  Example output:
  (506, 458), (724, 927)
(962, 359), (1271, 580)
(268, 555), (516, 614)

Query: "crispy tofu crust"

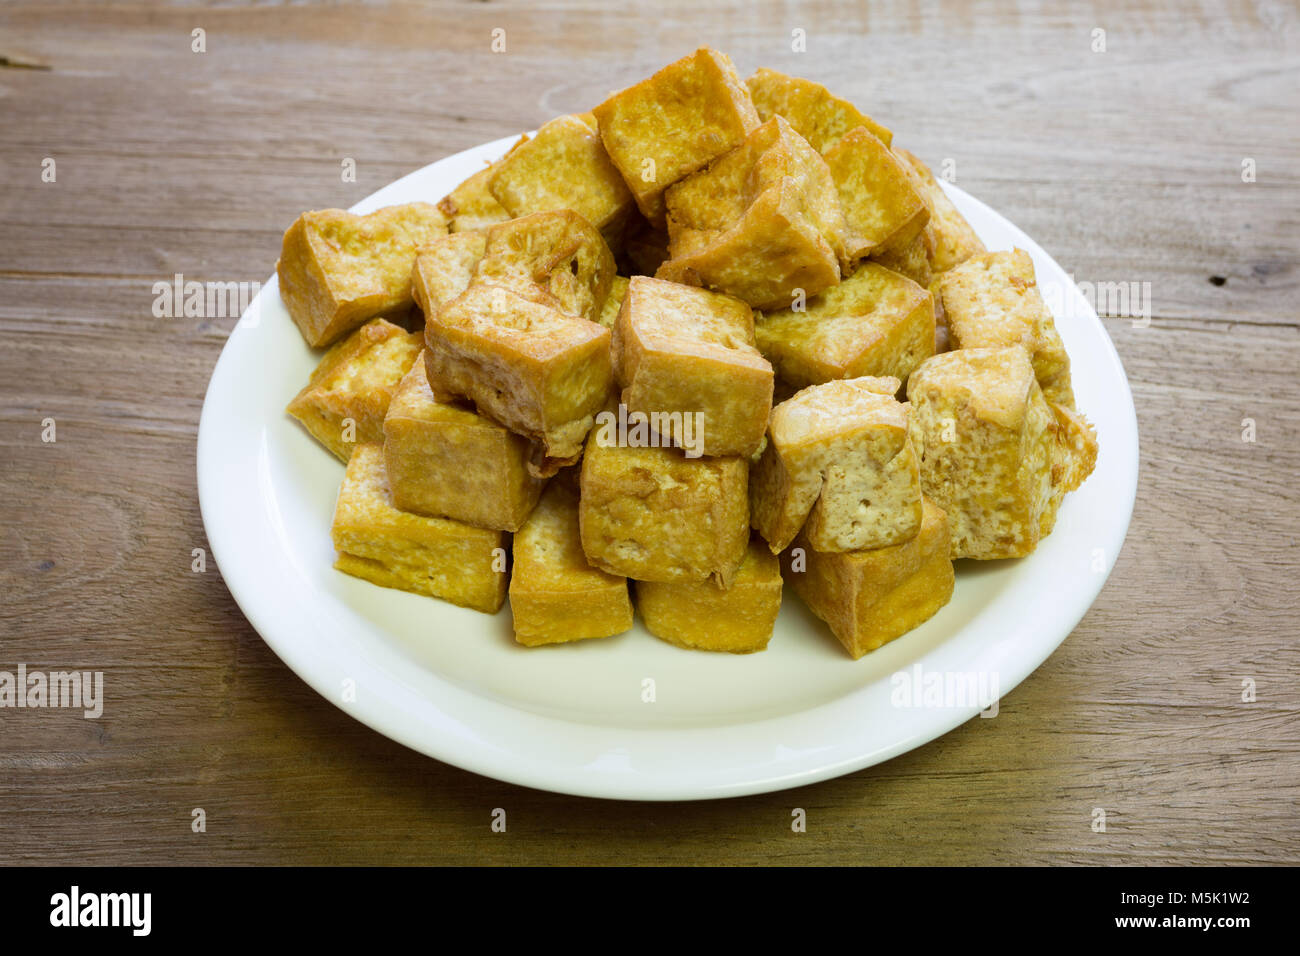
(823, 127), (929, 260)
(424, 284), (612, 461)
(383, 353), (546, 531)
(488, 113), (634, 248)
(636, 540), (783, 653)
(277, 203), (449, 347)
(613, 276), (773, 457)
(593, 47), (760, 226)
(410, 230), (487, 318)
(746, 68), (893, 152)
(473, 209), (617, 325)
(755, 262), (935, 388)
(937, 249), (1074, 407)
(906, 346), (1056, 559)
(750, 377), (922, 553)
(286, 318), (423, 460)
(597, 274), (629, 329)
(509, 478), (634, 646)
(1044, 401), (1098, 536)
(869, 227), (934, 288)
(894, 149), (985, 273)
(578, 437), (749, 586)
(438, 163), (511, 232)
(659, 116), (845, 309)
(785, 497), (954, 659)
(331, 444), (507, 613)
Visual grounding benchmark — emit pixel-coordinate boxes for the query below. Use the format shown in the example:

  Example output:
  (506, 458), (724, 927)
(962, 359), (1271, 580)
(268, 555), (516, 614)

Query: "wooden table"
(2, 0), (1296, 866)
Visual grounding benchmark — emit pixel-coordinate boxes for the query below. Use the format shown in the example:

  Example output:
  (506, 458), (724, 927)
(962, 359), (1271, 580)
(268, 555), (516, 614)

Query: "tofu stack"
(273, 47), (1097, 658)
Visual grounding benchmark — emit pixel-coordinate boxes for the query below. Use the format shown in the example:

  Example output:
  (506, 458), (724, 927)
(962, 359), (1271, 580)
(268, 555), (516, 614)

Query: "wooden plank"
(0, 0), (1296, 866)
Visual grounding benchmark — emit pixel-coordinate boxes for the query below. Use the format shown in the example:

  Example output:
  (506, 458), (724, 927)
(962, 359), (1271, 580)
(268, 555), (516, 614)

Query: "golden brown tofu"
(937, 249), (1074, 407)
(578, 437), (749, 586)
(487, 114), (634, 249)
(612, 276), (773, 457)
(509, 478), (634, 646)
(424, 284), (612, 462)
(438, 162), (511, 233)
(823, 127), (929, 260)
(755, 262), (934, 389)
(472, 209), (617, 325)
(659, 116), (845, 309)
(331, 444), (507, 613)
(636, 540), (782, 653)
(906, 347), (1055, 559)
(410, 230), (487, 318)
(750, 377), (921, 554)
(1044, 401), (1098, 536)
(277, 203), (449, 348)
(383, 353), (546, 531)
(894, 149), (985, 273)
(286, 318), (423, 461)
(593, 47), (760, 226)
(785, 497), (954, 659)
(746, 68), (892, 151)
(597, 274), (630, 329)
(869, 228), (934, 288)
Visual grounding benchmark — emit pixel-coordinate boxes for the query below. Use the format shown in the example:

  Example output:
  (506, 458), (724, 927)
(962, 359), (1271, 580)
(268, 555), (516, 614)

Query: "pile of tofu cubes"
(276, 48), (1097, 659)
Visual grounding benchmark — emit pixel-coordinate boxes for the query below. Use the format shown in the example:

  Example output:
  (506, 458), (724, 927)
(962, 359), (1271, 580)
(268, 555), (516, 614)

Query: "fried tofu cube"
(382, 353), (546, 531)
(592, 47), (760, 226)
(509, 479), (634, 646)
(755, 262), (935, 389)
(438, 163), (510, 232)
(1044, 401), (1098, 535)
(937, 249), (1074, 406)
(905, 347), (1055, 559)
(869, 226), (934, 288)
(746, 67), (892, 152)
(612, 276), (773, 457)
(874, 228), (936, 288)
(750, 377), (921, 554)
(785, 497), (954, 659)
(286, 318), (423, 460)
(894, 149), (985, 273)
(823, 127), (929, 259)
(331, 444), (507, 613)
(277, 203), (449, 347)
(424, 284), (612, 461)
(472, 210), (617, 325)
(597, 275), (630, 329)
(487, 114), (634, 248)
(659, 116), (845, 309)
(578, 438), (749, 585)
(636, 540), (782, 653)
(410, 230), (487, 317)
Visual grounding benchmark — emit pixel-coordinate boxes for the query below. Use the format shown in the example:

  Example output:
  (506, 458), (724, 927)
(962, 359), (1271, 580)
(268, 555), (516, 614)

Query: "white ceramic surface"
(197, 135), (1138, 800)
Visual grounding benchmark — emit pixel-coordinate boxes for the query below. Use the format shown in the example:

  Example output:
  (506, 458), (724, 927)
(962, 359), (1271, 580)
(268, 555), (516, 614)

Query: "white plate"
(197, 135), (1138, 800)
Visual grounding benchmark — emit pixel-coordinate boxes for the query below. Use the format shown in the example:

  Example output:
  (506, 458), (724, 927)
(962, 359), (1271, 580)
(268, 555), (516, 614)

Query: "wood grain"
(0, 0), (1296, 865)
